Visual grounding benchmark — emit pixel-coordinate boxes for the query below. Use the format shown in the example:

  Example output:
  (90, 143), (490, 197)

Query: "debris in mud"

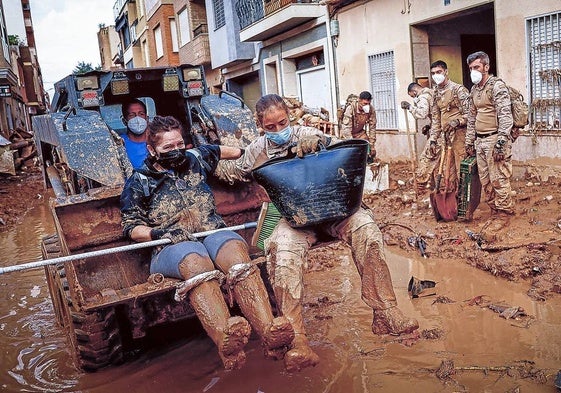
(304, 296), (340, 308)
(465, 294), (491, 306)
(487, 304), (528, 320)
(431, 295), (455, 304)
(407, 235), (428, 258)
(432, 359), (549, 385)
(407, 276), (436, 298)
(421, 327), (444, 340)
(435, 359), (456, 381)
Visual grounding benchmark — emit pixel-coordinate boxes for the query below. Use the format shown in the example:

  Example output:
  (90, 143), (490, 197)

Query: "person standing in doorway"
(465, 51), (515, 241)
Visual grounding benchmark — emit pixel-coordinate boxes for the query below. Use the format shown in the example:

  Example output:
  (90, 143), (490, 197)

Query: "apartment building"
(0, 0), (45, 137)
(207, 0), (334, 114)
(113, 0), (151, 68)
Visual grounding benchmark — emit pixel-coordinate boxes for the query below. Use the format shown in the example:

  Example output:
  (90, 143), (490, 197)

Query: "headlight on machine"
(162, 68), (179, 91)
(111, 72), (130, 95)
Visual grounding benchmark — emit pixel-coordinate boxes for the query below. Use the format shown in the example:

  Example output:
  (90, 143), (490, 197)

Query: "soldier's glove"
(151, 225), (194, 244)
(421, 125), (431, 136)
(400, 101), (411, 110)
(443, 119), (460, 133)
(296, 135), (325, 158)
(428, 139), (438, 157)
(492, 138), (507, 162)
(465, 144), (476, 158)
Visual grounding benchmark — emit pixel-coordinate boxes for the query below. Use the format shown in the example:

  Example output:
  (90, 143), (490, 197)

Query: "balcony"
(236, 0), (324, 42)
(180, 24), (211, 66)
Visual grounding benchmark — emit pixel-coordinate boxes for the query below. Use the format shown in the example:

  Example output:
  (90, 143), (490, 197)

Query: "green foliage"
(73, 61), (102, 74)
(8, 35), (20, 45)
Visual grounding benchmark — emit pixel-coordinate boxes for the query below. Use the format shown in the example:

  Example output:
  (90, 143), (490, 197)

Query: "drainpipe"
(324, 8), (340, 132)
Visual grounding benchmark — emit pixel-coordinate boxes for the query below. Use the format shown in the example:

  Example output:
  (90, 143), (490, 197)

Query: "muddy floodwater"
(0, 199), (560, 392)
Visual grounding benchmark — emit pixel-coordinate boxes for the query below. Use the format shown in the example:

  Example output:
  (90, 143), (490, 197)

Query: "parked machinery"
(33, 64), (267, 371)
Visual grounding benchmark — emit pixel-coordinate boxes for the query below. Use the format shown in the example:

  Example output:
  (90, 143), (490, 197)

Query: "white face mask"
(432, 73), (445, 85)
(362, 105), (370, 113)
(127, 116), (148, 135)
(470, 70), (483, 85)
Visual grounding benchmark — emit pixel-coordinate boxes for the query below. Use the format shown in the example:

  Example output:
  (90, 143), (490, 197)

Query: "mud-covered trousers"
(475, 133), (514, 213)
(264, 207), (397, 312)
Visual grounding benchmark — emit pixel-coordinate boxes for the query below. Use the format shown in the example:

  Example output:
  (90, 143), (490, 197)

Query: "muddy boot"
(180, 255), (250, 370)
(188, 281), (251, 370)
(230, 266), (295, 360)
(278, 291), (319, 372)
(371, 306), (419, 336)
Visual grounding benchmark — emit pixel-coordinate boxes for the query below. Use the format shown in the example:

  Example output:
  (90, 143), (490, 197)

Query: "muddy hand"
(296, 135), (324, 158)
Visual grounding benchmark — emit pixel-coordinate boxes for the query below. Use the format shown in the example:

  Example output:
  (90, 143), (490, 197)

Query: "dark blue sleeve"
(188, 145), (221, 175)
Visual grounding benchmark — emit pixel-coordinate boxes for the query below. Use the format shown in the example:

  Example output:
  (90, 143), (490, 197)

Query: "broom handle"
(0, 222), (257, 275)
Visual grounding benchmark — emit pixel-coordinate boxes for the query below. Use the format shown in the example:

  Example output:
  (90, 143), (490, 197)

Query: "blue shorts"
(150, 230), (245, 279)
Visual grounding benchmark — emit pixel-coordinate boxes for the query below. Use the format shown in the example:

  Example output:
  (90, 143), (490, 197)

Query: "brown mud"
(364, 161), (561, 302)
(0, 164), (560, 392)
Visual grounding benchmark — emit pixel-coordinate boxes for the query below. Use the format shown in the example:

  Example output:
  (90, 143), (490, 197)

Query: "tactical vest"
(471, 77), (499, 134)
(434, 83), (464, 126)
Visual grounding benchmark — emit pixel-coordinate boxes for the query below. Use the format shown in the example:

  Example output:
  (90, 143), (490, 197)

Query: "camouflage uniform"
(466, 76), (514, 214)
(340, 101), (377, 159)
(410, 87), (436, 188)
(429, 80), (470, 177)
(409, 87), (434, 120)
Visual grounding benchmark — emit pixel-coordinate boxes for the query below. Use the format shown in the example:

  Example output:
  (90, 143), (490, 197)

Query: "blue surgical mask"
(127, 116), (148, 135)
(265, 125), (292, 145)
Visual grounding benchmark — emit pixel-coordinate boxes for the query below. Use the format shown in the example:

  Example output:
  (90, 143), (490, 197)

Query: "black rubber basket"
(252, 139), (369, 228)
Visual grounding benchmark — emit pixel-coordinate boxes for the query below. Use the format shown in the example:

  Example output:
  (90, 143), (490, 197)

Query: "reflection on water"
(0, 199), (79, 392)
(0, 202), (560, 392)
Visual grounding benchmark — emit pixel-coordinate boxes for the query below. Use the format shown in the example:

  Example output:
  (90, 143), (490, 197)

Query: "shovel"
(430, 144), (458, 222)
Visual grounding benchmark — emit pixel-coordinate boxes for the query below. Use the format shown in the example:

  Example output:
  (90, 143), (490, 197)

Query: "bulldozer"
(32, 64), (268, 371)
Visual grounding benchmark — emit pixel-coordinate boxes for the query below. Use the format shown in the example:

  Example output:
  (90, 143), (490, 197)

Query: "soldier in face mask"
(120, 115), (295, 370)
(465, 51), (515, 241)
(121, 98), (149, 169)
(341, 91), (377, 163)
(426, 60), (470, 181)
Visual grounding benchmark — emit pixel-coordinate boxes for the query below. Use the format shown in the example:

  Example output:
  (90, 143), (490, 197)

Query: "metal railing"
(236, 0), (318, 30)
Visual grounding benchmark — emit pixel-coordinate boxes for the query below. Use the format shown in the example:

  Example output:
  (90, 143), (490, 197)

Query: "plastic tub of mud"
(252, 139), (369, 227)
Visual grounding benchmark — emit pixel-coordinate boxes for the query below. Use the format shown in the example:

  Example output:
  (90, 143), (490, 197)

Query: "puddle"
(0, 203), (559, 392)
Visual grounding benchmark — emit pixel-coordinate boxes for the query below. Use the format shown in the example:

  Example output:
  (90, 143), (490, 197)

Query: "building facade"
(207, 0), (335, 114)
(332, 0), (561, 165)
(1, 0), (46, 138)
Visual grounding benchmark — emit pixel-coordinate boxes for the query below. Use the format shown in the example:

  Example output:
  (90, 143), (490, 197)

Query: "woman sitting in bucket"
(120, 115), (294, 370)
(224, 94), (419, 372)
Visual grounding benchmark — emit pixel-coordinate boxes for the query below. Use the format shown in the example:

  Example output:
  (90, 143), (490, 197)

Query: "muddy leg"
(214, 239), (295, 360)
(266, 220), (319, 372)
(337, 210), (419, 336)
(179, 254), (250, 370)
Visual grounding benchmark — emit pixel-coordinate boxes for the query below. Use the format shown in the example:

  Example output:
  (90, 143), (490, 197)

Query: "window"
(154, 25), (163, 59)
(178, 7), (191, 46)
(528, 12), (560, 132)
(170, 19), (179, 52)
(213, 0), (226, 29)
(368, 51), (398, 130)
